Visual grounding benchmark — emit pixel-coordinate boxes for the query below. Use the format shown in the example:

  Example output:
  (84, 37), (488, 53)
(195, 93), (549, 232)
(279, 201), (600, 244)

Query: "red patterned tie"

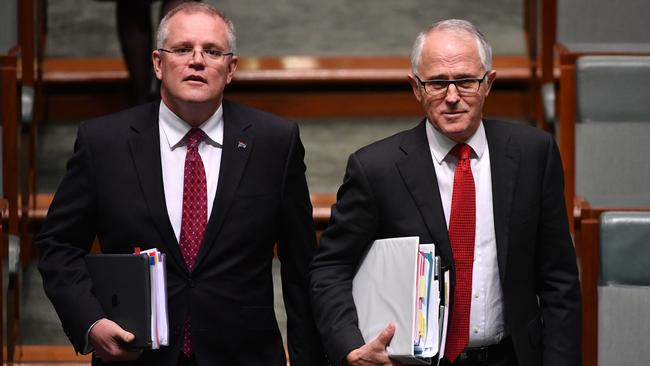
(444, 143), (476, 362)
(179, 128), (207, 356)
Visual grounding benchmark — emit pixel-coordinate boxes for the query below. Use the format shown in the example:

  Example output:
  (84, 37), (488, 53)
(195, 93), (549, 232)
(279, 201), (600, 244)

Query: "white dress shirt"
(425, 121), (505, 347)
(159, 101), (223, 241)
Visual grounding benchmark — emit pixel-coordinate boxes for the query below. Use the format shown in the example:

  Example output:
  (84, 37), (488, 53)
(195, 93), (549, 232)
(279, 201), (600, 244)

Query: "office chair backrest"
(600, 211), (650, 285)
(598, 211), (650, 365)
(558, 0), (650, 50)
(576, 56), (650, 123)
(574, 56), (650, 206)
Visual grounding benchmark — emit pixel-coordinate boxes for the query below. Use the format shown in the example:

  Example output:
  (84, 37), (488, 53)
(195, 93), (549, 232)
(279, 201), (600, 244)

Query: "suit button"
(188, 279), (195, 288)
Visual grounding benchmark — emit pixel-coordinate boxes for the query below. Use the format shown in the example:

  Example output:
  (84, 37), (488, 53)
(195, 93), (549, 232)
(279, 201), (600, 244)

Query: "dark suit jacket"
(310, 119), (581, 366)
(37, 100), (326, 366)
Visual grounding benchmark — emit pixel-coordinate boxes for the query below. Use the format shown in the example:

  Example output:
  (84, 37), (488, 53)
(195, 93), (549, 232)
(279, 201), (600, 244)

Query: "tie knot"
(186, 128), (205, 150)
(451, 143), (472, 161)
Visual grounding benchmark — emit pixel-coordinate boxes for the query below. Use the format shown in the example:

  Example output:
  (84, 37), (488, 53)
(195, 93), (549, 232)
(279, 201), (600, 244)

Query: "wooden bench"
(42, 55), (536, 122)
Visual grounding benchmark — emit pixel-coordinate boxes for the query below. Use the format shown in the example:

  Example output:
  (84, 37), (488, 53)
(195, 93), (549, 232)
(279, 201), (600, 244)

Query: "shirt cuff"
(82, 319), (103, 355)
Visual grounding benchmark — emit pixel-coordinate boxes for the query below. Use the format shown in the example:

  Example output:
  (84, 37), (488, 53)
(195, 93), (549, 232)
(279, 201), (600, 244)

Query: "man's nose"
(445, 83), (461, 103)
(189, 49), (206, 65)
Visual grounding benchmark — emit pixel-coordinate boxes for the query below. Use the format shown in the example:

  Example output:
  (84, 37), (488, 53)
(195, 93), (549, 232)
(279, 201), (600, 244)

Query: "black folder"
(85, 254), (152, 349)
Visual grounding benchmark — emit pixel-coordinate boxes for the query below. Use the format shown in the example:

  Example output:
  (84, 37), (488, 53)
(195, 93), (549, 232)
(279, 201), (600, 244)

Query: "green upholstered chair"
(574, 56), (650, 207)
(597, 211), (650, 365)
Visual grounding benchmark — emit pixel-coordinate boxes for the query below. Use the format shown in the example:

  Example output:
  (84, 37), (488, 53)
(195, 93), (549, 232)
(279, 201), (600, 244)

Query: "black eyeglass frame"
(158, 47), (234, 60)
(414, 71), (490, 96)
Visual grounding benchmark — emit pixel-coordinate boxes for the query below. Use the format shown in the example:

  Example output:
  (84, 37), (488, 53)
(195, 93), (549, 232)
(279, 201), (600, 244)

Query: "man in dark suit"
(37, 3), (325, 365)
(310, 19), (581, 366)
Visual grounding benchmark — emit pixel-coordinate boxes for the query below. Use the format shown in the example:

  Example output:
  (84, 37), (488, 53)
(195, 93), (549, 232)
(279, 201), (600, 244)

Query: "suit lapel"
(484, 120), (519, 283)
(127, 102), (186, 270)
(396, 121), (454, 265)
(194, 100), (253, 270)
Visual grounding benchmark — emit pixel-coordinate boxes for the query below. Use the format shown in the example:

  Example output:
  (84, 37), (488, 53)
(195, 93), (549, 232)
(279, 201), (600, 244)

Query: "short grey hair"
(410, 19), (492, 76)
(156, 2), (237, 54)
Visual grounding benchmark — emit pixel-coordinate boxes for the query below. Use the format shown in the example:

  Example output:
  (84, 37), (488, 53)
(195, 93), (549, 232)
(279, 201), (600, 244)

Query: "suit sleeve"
(309, 153), (380, 365)
(276, 123), (328, 366)
(537, 136), (582, 366)
(36, 123), (105, 352)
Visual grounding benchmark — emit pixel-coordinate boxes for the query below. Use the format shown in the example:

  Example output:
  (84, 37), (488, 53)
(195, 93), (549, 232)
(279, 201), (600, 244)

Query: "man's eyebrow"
(167, 41), (226, 49)
(167, 41), (192, 48)
(201, 42), (225, 49)
(424, 73), (478, 80)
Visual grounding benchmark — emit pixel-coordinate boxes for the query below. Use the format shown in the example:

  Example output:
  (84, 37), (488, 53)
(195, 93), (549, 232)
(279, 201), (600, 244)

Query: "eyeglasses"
(158, 47), (234, 61)
(414, 71), (490, 97)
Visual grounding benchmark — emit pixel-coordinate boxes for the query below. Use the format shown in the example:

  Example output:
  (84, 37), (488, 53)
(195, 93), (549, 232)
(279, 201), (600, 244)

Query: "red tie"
(179, 128), (207, 356)
(444, 143), (476, 362)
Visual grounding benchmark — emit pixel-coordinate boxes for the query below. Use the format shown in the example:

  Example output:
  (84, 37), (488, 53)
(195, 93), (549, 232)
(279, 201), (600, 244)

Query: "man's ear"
(407, 73), (423, 102)
(152, 50), (163, 80)
(225, 55), (239, 84)
(483, 70), (497, 96)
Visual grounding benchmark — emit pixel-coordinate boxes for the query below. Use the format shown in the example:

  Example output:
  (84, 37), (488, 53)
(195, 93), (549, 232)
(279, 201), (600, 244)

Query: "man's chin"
(176, 93), (219, 105)
(440, 123), (474, 142)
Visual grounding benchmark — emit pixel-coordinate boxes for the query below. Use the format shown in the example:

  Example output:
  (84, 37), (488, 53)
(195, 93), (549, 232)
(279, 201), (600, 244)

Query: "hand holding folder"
(345, 323), (400, 366)
(85, 248), (169, 353)
(88, 318), (144, 362)
(352, 237), (449, 365)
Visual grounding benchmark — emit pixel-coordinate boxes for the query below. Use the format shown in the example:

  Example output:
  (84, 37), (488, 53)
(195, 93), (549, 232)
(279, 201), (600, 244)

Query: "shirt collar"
(425, 119), (487, 164)
(159, 101), (224, 150)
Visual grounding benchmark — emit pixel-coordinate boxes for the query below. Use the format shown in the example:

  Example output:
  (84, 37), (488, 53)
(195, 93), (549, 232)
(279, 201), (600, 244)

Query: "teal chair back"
(598, 211), (650, 365)
(558, 0), (650, 51)
(574, 56), (650, 206)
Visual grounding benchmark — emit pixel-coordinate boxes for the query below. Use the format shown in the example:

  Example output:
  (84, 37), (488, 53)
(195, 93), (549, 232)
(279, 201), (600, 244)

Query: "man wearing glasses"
(38, 3), (325, 366)
(310, 19), (581, 366)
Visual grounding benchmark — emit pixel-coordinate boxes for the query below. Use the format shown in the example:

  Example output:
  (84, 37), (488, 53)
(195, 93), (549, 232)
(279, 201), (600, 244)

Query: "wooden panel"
(14, 344), (90, 363)
(1, 55), (20, 234)
(44, 82), (531, 122)
(558, 49), (577, 231)
(1, 199), (6, 363)
(42, 55), (534, 121)
(575, 212), (598, 366)
(18, 0), (35, 86)
(43, 55), (531, 84)
(311, 193), (335, 231)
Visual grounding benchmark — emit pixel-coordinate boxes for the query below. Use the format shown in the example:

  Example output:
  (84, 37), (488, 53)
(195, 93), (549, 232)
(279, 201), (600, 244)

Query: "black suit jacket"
(310, 119), (581, 366)
(37, 100), (326, 366)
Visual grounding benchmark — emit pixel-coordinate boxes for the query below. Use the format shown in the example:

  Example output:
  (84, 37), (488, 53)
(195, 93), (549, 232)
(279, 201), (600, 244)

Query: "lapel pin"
(237, 140), (247, 149)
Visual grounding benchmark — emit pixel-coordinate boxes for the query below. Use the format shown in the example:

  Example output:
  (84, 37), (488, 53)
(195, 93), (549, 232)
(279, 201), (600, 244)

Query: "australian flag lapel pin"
(237, 140), (247, 149)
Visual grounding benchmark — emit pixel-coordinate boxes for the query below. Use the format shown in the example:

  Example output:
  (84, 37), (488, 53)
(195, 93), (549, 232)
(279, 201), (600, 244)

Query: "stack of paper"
(140, 248), (169, 349)
(352, 237), (449, 365)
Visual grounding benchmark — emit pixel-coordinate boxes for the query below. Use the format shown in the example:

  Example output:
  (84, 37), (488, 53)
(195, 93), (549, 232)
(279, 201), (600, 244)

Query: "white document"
(155, 253), (169, 346)
(352, 237), (445, 365)
(140, 248), (169, 349)
(419, 244), (439, 354)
